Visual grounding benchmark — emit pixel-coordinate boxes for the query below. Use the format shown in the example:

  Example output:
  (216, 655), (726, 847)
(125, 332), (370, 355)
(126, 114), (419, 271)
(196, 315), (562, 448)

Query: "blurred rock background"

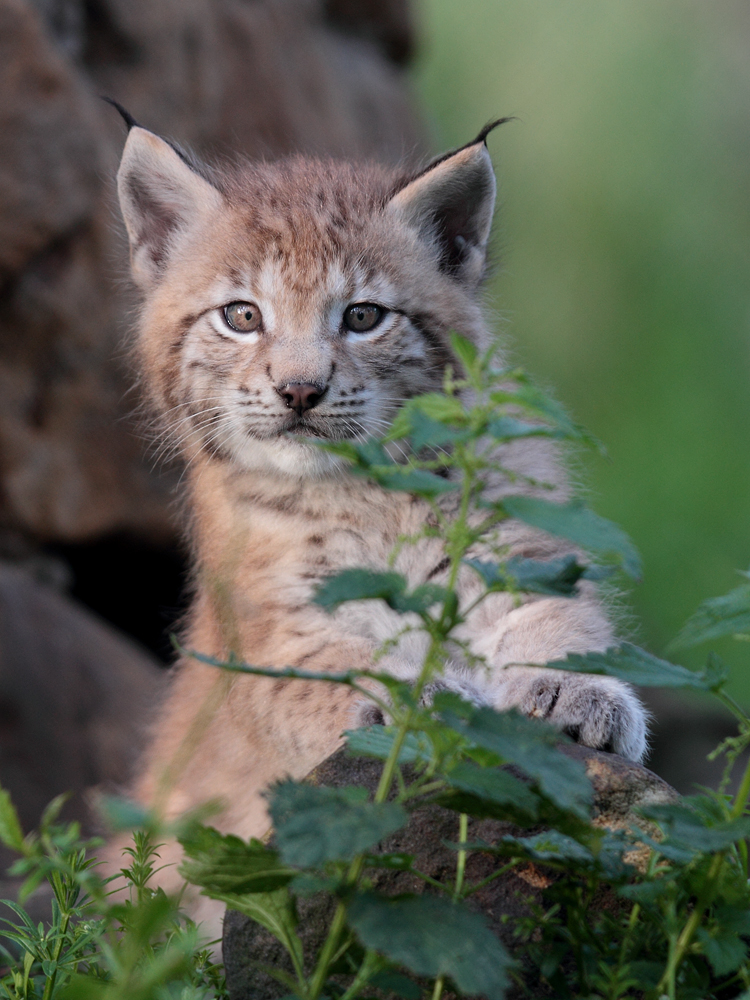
(0, 0), (424, 846)
(0, 0), (746, 866)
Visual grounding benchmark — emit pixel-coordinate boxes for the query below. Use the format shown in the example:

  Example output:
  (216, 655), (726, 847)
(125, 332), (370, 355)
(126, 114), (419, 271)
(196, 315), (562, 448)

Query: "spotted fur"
(106, 125), (648, 940)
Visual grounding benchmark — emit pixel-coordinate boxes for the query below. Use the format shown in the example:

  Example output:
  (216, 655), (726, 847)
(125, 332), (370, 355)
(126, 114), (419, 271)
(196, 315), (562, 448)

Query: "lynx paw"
(498, 668), (648, 763)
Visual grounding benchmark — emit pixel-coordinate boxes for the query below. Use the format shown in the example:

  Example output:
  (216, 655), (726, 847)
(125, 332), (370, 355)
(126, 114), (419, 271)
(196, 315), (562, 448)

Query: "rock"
(0, 0), (426, 546)
(0, 559), (164, 926)
(0, 560), (163, 836)
(222, 743), (677, 1000)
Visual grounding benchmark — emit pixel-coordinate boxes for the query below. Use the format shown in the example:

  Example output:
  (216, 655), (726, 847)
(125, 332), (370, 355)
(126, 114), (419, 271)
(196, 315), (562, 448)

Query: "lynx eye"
(223, 301), (262, 334)
(343, 302), (384, 334)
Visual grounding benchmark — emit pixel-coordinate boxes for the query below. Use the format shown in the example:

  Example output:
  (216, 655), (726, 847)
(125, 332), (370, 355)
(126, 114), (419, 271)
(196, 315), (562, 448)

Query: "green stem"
(309, 636), (443, 1000)
(431, 974), (445, 1000)
(460, 861), (518, 898)
(308, 445), (476, 1000)
(337, 950), (380, 1000)
(657, 852), (724, 997)
(41, 908), (71, 1000)
(730, 748), (750, 819)
(454, 814), (468, 900)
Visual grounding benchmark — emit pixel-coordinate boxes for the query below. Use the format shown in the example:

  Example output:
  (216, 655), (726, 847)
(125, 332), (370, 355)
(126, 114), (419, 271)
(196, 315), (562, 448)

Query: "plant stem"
(730, 748), (750, 819)
(454, 814), (468, 900)
(657, 852), (724, 997)
(309, 444), (477, 1000)
(431, 974), (445, 1000)
(41, 906), (71, 1000)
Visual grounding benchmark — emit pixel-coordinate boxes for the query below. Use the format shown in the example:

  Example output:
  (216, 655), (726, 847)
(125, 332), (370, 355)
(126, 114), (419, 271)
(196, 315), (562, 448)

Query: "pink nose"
(276, 382), (327, 415)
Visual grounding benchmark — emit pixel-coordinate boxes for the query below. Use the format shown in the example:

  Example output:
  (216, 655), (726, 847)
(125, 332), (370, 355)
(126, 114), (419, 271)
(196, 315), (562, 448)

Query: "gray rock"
(0, 560), (163, 835)
(222, 743), (677, 1000)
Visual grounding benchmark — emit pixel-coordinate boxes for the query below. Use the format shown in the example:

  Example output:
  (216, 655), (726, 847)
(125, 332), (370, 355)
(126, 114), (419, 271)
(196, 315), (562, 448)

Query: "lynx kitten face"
(118, 127), (496, 477)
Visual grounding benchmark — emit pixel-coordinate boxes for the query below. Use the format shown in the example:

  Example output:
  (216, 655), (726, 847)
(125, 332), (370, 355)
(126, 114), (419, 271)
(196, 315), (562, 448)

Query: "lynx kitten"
(109, 114), (647, 935)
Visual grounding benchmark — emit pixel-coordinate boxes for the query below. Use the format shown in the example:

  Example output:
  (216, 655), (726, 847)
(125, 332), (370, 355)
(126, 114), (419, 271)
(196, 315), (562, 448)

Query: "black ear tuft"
(101, 96), (141, 132)
(474, 116), (517, 146)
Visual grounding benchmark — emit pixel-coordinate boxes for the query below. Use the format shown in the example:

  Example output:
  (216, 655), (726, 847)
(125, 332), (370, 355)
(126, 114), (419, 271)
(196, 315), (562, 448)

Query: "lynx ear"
(117, 127), (222, 288)
(388, 134), (498, 284)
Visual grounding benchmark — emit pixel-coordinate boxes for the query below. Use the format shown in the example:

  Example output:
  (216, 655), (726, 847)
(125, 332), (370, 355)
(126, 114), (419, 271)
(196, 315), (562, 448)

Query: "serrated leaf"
(370, 970), (422, 1000)
(450, 331), (480, 374)
(465, 554), (586, 597)
(400, 411), (469, 452)
(314, 569), (447, 617)
(669, 583), (750, 650)
(437, 698), (592, 819)
(487, 416), (558, 441)
(696, 926), (748, 975)
(269, 781), (408, 867)
(443, 762), (539, 820)
(501, 496), (641, 580)
(407, 392), (467, 424)
(544, 642), (720, 690)
(179, 826), (295, 894)
(315, 569), (406, 610)
(489, 381), (590, 443)
(347, 892), (512, 999)
(498, 830), (592, 864)
(215, 886), (304, 971)
(374, 466), (458, 497)
(346, 727), (430, 765)
(0, 785), (24, 851)
(641, 802), (750, 854)
(317, 439), (457, 497)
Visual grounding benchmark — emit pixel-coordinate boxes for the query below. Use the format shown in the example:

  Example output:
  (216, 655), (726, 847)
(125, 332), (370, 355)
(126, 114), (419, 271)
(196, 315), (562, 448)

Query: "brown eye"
(223, 301), (262, 334)
(343, 302), (384, 334)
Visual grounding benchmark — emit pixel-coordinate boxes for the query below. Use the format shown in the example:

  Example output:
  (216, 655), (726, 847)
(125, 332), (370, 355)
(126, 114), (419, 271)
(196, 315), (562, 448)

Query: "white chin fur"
(229, 434), (346, 478)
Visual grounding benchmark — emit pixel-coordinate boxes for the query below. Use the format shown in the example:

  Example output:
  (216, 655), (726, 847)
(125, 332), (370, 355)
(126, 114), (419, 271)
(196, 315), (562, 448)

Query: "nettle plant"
(1, 335), (750, 1000)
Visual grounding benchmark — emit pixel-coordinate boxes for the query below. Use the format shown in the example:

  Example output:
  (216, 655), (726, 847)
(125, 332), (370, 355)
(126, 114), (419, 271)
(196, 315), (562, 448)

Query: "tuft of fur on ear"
(116, 127), (223, 288)
(387, 135), (500, 285)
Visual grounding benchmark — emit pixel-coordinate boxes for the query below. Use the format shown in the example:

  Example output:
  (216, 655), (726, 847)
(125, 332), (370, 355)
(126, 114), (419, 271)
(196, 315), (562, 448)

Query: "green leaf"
(314, 569), (407, 610)
(217, 887), (304, 971)
(640, 802), (750, 854)
(314, 569), (447, 616)
(179, 826), (296, 894)
(317, 439), (457, 497)
(669, 583), (750, 650)
(437, 698), (592, 819)
(370, 970), (422, 1000)
(487, 416), (559, 441)
(442, 762), (539, 820)
(0, 785), (24, 852)
(489, 380), (591, 443)
(375, 466), (457, 497)
(544, 642), (722, 690)
(400, 411), (469, 452)
(406, 392), (467, 424)
(450, 331), (480, 374)
(487, 828), (630, 879)
(269, 781), (408, 866)
(501, 496), (641, 580)
(465, 554), (586, 597)
(346, 727), (431, 765)
(696, 926), (748, 976)
(347, 892), (512, 999)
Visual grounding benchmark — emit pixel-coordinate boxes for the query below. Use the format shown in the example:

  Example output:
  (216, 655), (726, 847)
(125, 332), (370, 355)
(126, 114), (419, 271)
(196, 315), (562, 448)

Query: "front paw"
(498, 668), (648, 763)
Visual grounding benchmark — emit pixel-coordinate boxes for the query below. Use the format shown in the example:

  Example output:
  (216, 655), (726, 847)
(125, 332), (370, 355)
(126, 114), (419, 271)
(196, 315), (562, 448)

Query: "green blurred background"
(414, 1), (750, 700)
